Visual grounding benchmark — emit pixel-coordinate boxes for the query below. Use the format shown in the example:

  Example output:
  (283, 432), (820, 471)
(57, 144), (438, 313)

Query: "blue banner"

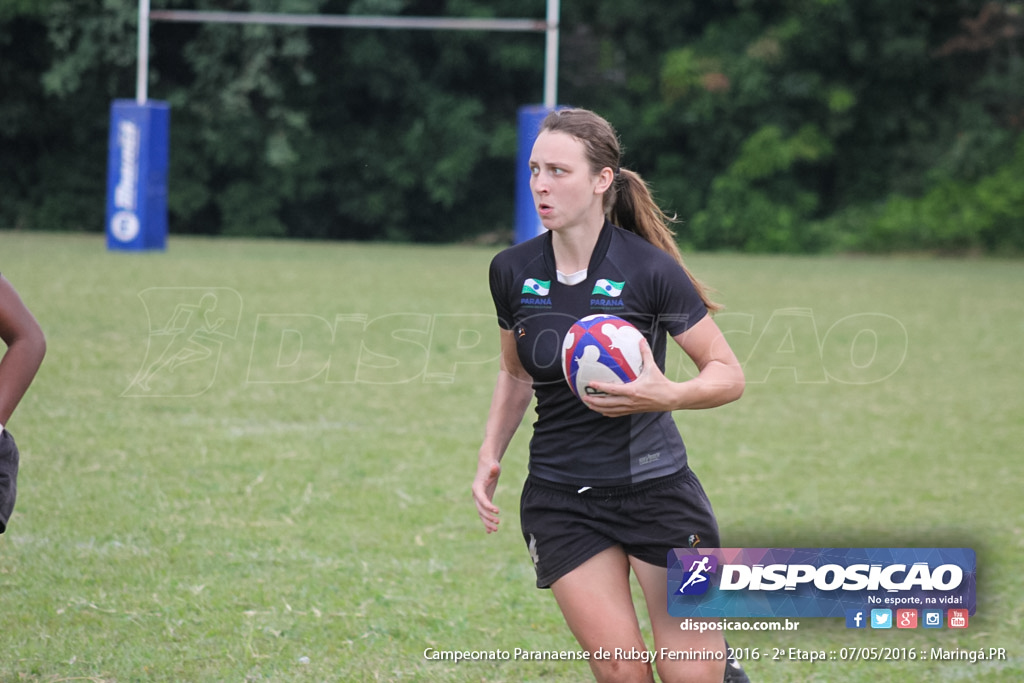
(514, 105), (550, 244)
(105, 100), (170, 251)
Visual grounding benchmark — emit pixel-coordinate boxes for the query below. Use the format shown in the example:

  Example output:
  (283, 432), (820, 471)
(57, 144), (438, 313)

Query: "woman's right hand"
(471, 328), (533, 535)
(472, 458), (502, 533)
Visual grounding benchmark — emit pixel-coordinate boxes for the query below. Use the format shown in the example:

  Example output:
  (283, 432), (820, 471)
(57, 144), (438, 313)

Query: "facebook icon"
(845, 609), (867, 629)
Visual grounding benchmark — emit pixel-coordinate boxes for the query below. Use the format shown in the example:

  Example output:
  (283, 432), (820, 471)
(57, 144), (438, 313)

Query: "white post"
(543, 0), (560, 109)
(137, 0), (150, 104)
(142, 7), (557, 106)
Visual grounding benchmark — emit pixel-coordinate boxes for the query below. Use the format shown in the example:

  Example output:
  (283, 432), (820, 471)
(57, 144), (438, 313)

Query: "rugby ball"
(562, 314), (644, 399)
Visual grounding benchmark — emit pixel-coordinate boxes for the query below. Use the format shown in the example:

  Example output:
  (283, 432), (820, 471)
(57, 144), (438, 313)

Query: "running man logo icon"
(676, 555), (718, 596)
(124, 288), (243, 397)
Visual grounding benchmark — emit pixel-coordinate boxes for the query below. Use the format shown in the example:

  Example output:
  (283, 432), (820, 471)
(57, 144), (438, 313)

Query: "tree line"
(1, 0), (1022, 253)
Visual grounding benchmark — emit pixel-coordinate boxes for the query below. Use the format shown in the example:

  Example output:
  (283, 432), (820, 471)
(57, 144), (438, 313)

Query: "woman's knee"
(654, 656), (725, 683)
(590, 656), (654, 683)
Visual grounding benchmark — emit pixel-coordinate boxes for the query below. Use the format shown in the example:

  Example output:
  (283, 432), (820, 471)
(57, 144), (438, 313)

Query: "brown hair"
(538, 108), (721, 312)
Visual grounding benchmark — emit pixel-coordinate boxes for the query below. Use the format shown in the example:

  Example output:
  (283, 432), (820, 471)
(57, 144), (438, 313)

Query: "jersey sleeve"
(651, 253), (708, 338)
(488, 253), (515, 331)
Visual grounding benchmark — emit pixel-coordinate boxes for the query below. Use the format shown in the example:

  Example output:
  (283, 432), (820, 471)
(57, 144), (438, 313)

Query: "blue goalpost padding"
(105, 99), (170, 251)
(515, 104), (552, 244)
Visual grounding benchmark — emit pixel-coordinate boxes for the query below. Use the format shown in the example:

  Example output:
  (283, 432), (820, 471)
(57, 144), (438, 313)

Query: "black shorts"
(0, 429), (20, 534)
(520, 467), (720, 588)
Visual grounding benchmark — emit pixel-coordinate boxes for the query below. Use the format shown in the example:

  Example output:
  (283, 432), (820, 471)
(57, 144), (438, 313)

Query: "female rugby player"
(473, 108), (748, 683)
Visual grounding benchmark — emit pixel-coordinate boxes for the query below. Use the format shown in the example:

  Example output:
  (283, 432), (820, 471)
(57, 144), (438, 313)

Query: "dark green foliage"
(866, 135), (1024, 253)
(1, 0), (1021, 251)
(0, 0), (136, 232)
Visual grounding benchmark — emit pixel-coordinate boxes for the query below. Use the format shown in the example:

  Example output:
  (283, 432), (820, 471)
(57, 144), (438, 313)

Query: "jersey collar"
(542, 220), (615, 279)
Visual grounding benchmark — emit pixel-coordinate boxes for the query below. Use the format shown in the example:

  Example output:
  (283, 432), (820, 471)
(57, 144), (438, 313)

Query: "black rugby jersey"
(488, 221), (708, 487)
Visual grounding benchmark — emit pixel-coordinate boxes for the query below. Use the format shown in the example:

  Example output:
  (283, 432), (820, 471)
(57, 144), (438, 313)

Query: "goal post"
(107, 2), (560, 250)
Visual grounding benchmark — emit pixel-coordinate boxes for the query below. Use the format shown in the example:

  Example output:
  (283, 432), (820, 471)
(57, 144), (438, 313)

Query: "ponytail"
(610, 169), (722, 313)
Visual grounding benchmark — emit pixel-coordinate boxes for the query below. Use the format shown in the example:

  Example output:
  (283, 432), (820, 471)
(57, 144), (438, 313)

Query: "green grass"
(1, 231), (1022, 681)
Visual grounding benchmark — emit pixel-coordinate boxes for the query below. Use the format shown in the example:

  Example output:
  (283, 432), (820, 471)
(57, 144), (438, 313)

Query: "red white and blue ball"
(562, 314), (644, 399)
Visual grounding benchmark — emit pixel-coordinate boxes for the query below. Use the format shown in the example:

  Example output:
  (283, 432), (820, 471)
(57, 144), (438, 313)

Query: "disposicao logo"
(667, 548), (976, 619)
(592, 279), (624, 297)
(522, 278), (550, 296)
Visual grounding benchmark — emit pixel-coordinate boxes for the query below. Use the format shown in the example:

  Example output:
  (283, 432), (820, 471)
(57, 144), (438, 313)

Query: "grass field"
(1, 230), (1022, 681)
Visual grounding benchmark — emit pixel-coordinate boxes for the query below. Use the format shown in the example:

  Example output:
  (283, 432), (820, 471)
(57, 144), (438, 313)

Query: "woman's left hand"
(583, 315), (745, 417)
(583, 338), (675, 417)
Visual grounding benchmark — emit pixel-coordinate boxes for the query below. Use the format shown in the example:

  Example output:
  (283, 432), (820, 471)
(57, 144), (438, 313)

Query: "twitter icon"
(871, 609), (893, 629)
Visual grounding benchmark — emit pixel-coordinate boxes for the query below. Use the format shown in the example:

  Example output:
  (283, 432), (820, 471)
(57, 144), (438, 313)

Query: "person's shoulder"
(608, 225), (680, 269)
(490, 232), (547, 270)
(610, 224), (663, 251)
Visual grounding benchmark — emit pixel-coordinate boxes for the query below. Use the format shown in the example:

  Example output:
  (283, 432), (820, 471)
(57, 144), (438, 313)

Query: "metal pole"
(144, 8), (557, 106)
(543, 0), (560, 109)
(147, 11), (544, 33)
(136, 0), (150, 104)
